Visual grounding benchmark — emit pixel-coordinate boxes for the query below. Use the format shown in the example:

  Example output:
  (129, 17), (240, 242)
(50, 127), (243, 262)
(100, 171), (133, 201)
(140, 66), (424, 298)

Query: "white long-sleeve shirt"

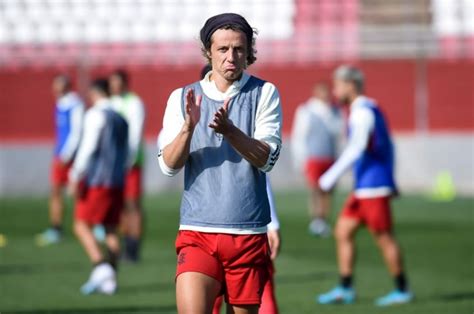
(158, 71), (282, 176)
(319, 96), (392, 198)
(56, 92), (84, 163)
(69, 99), (111, 183)
(291, 97), (343, 170)
(111, 92), (145, 167)
(266, 176), (280, 231)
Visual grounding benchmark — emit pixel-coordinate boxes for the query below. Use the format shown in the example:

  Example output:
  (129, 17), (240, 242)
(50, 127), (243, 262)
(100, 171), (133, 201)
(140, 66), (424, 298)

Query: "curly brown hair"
(201, 25), (258, 67)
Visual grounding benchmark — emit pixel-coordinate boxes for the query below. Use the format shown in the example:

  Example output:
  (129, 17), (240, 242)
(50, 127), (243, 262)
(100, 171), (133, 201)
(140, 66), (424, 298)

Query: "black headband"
(200, 13), (253, 48)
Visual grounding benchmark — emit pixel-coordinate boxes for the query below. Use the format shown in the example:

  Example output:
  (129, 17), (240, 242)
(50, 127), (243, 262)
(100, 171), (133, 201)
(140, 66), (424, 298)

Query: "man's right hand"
(267, 229), (281, 260)
(161, 89), (201, 173)
(183, 89), (201, 132)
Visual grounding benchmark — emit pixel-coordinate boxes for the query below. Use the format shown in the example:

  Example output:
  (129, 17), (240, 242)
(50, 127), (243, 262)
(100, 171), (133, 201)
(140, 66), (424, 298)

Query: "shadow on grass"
(436, 291), (474, 302)
(0, 262), (85, 275)
(3, 305), (176, 314)
(411, 291), (474, 305)
(117, 272), (334, 293)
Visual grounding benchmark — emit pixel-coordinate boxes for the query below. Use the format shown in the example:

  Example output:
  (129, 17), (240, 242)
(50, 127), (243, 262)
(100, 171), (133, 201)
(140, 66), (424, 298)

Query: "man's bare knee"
(335, 220), (357, 241)
(373, 231), (398, 248)
(73, 220), (87, 237)
(51, 185), (62, 197)
(374, 230), (390, 241)
(334, 226), (346, 241)
(176, 272), (221, 314)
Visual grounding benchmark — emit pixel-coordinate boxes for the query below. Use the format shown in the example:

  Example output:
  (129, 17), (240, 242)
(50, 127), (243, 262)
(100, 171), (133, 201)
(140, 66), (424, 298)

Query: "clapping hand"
(209, 98), (233, 135)
(184, 89), (201, 131)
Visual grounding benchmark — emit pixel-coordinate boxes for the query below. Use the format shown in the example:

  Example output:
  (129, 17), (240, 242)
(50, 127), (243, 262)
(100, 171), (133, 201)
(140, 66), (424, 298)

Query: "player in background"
(36, 75), (84, 246)
(69, 79), (128, 295)
(317, 66), (413, 306)
(291, 83), (343, 237)
(158, 13), (282, 314)
(213, 176), (281, 314)
(109, 70), (146, 262)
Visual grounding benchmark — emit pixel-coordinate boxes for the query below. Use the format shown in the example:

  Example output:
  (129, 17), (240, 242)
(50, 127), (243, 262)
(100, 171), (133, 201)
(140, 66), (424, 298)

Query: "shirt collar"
(200, 70), (250, 101)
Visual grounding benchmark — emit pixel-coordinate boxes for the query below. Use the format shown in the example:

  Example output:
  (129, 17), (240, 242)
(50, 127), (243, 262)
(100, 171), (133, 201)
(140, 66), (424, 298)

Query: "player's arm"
(58, 102), (84, 163)
(209, 83), (282, 172)
(68, 110), (105, 196)
(213, 116), (271, 169)
(127, 97), (145, 167)
(266, 176), (281, 260)
(158, 88), (201, 176)
(319, 107), (374, 191)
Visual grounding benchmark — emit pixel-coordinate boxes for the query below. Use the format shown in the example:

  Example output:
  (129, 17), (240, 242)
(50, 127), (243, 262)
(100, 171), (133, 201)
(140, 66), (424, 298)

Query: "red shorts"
(212, 262), (278, 314)
(175, 230), (271, 305)
(341, 194), (392, 232)
(50, 158), (72, 187)
(124, 167), (142, 201)
(75, 186), (124, 226)
(305, 158), (334, 188)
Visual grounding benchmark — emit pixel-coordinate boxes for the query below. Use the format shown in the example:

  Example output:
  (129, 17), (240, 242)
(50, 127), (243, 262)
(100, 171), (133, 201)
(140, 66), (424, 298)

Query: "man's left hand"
(319, 174), (333, 192)
(267, 229), (281, 260)
(209, 98), (233, 135)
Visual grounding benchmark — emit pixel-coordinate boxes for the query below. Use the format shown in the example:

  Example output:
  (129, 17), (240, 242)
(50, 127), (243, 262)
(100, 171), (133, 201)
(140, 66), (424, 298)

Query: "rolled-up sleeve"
(266, 176), (280, 231)
(254, 82), (283, 172)
(157, 88), (184, 176)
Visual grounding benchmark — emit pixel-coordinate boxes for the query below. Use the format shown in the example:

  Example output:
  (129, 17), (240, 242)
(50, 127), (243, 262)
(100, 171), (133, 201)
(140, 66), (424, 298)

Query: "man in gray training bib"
(158, 13), (282, 314)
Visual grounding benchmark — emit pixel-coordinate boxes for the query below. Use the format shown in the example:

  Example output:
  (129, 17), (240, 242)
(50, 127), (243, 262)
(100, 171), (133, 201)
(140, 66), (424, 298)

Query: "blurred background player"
(213, 176), (282, 314)
(36, 75), (84, 246)
(69, 78), (128, 295)
(109, 69), (146, 262)
(317, 65), (413, 306)
(291, 83), (342, 237)
(158, 13), (282, 314)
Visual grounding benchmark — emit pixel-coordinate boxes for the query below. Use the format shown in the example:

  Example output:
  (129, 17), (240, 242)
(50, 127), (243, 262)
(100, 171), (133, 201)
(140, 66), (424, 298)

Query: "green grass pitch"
(0, 190), (473, 313)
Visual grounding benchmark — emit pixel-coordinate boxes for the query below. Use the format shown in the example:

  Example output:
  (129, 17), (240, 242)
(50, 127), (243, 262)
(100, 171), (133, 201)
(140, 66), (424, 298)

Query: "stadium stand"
(1, 0), (473, 68)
